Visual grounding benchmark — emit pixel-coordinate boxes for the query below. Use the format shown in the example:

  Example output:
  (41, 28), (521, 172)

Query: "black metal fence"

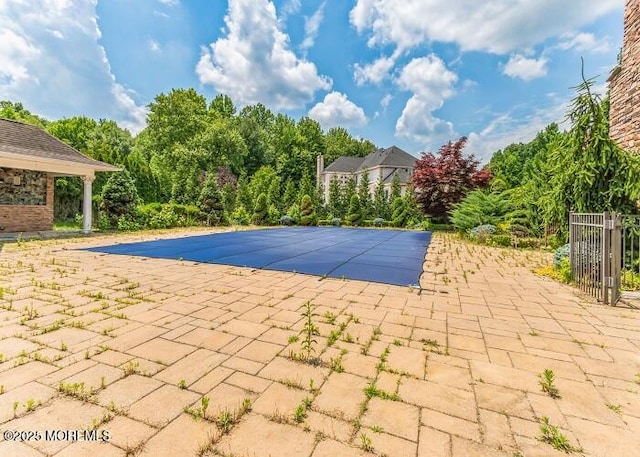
(569, 212), (621, 305)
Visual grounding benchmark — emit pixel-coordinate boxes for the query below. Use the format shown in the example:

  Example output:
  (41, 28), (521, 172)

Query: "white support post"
(82, 175), (95, 234)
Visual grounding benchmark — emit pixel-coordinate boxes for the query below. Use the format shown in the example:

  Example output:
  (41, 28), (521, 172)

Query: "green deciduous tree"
(249, 166), (280, 205)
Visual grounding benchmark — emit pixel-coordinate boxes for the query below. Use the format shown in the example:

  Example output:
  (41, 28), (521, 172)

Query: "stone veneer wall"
(0, 169), (54, 232)
(609, 0), (640, 152)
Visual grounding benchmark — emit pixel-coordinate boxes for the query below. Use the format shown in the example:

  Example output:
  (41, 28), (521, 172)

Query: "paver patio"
(0, 228), (639, 456)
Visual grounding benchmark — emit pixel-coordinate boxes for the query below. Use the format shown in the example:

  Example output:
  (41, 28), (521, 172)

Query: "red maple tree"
(412, 137), (492, 220)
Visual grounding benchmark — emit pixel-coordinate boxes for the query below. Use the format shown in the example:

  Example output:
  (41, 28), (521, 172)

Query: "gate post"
(569, 211), (574, 280)
(602, 212), (610, 304)
(611, 213), (622, 305)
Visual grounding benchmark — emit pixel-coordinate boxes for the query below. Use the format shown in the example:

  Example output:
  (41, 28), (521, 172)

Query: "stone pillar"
(82, 175), (94, 234)
(609, 0), (640, 152)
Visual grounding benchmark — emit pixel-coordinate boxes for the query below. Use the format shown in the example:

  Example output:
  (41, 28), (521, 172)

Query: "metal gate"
(621, 214), (640, 292)
(569, 212), (621, 305)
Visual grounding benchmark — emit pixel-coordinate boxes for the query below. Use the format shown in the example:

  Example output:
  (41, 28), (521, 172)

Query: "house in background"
(317, 146), (417, 201)
(0, 118), (119, 234)
(609, 0), (639, 151)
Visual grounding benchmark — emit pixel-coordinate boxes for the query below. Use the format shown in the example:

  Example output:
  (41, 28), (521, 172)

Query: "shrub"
(230, 204), (250, 225)
(267, 204), (280, 225)
(299, 194), (317, 226)
(331, 217), (341, 227)
(485, 234), (512, 247)
(148, 205), (178, 229)
(391, 197), (408, 227)
(280, 215), (294, 225)
(470, 224), (496, 238)
(117, 216), (141, 231)
(554, 243), (570, 268)
(346, 195), (363, 226)
(137, 203), (205, 229)
(252, 193), (268, 225)
(373, 217), (384, 227)
(287, 203), (300, 223)
(97, 213), (110, 231)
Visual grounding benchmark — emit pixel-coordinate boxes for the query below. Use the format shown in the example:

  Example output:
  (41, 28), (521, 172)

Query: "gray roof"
(358, 146), (417, 170)
(324, 156), (365, 173)
(382, 168), (413, 185)
(0, 118), (120, 171)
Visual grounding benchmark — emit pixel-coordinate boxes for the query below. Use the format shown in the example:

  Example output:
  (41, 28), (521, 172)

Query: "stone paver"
(1, 230), (639, 456)
(215, 413), (316, 456)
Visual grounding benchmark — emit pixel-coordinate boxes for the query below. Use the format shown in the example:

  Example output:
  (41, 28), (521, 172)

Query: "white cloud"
(503, 54), (548, 80)
(148, 38), (161, 53)
(308, 91), (367, 129)
(558, 32), (612, 54)
(0, 0), (147, 133)
(196, 0), (331, 110)
(395, 55), (458, 142)
(0, 29), (40, 87)
(354, 55), (395, 86)
(380, 94), (392, 109)
(280, 0), (300, 20)
(301, 2), (325, 52)
(466, 99), (569, 163)
(350, 0), (621, 54)
(158, 0), (179, 6)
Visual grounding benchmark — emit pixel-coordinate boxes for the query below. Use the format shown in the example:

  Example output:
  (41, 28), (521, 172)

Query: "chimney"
(316, 154), (324, 188)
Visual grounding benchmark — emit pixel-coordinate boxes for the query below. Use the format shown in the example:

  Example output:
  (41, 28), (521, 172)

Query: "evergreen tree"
(282, 178), (297, 213)
(390, 172), (402, 202)
(391, 197), (408, 227)
(100, 170), (140, 227)
(221, 182), (236, 218)
(252, 193), (268, 225)
(299, 194), (317, 226)
(346, 195), (363, 226)
(373, 177), (387, 219)
(197, 173), (224, 225)
(357, 173), (372, 219)
(327, 175), (344, 218)
(235, 173), (253, 213)
(344, 175), (357, 209)
(298, 171), (314, 206)
(403, 184), (421, 226)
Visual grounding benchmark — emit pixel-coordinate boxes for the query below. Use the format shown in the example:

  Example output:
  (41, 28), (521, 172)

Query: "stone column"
(82, 175), (95, 234)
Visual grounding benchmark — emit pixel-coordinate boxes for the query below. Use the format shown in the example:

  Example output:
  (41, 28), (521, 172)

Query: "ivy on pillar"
(82, 175), (95, 234)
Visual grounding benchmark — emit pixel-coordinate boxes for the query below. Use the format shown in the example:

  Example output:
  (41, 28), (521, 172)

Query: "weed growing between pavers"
(606, 403), (622, 414)
(538, 369), (560, 399)
(360, 431), (375, 452)
(539, 417), (582, 453)
(58, 381), (95, 401)
(300, 301), (320, 362)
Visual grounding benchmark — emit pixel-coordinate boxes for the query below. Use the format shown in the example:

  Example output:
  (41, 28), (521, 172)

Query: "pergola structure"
(0, 118), (120, 234)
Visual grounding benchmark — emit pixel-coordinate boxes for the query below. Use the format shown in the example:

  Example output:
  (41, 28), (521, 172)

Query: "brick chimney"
(609, 0), (640, 152)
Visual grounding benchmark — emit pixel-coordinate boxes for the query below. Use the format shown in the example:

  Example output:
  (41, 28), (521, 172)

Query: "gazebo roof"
(0, 118), (120, 175)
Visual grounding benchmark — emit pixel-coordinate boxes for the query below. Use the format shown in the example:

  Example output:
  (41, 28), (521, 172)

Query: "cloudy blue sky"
(0, 0), (624, 162)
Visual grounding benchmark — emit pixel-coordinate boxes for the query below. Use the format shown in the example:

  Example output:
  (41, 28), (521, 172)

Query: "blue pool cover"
(84, 227), (431, 287)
